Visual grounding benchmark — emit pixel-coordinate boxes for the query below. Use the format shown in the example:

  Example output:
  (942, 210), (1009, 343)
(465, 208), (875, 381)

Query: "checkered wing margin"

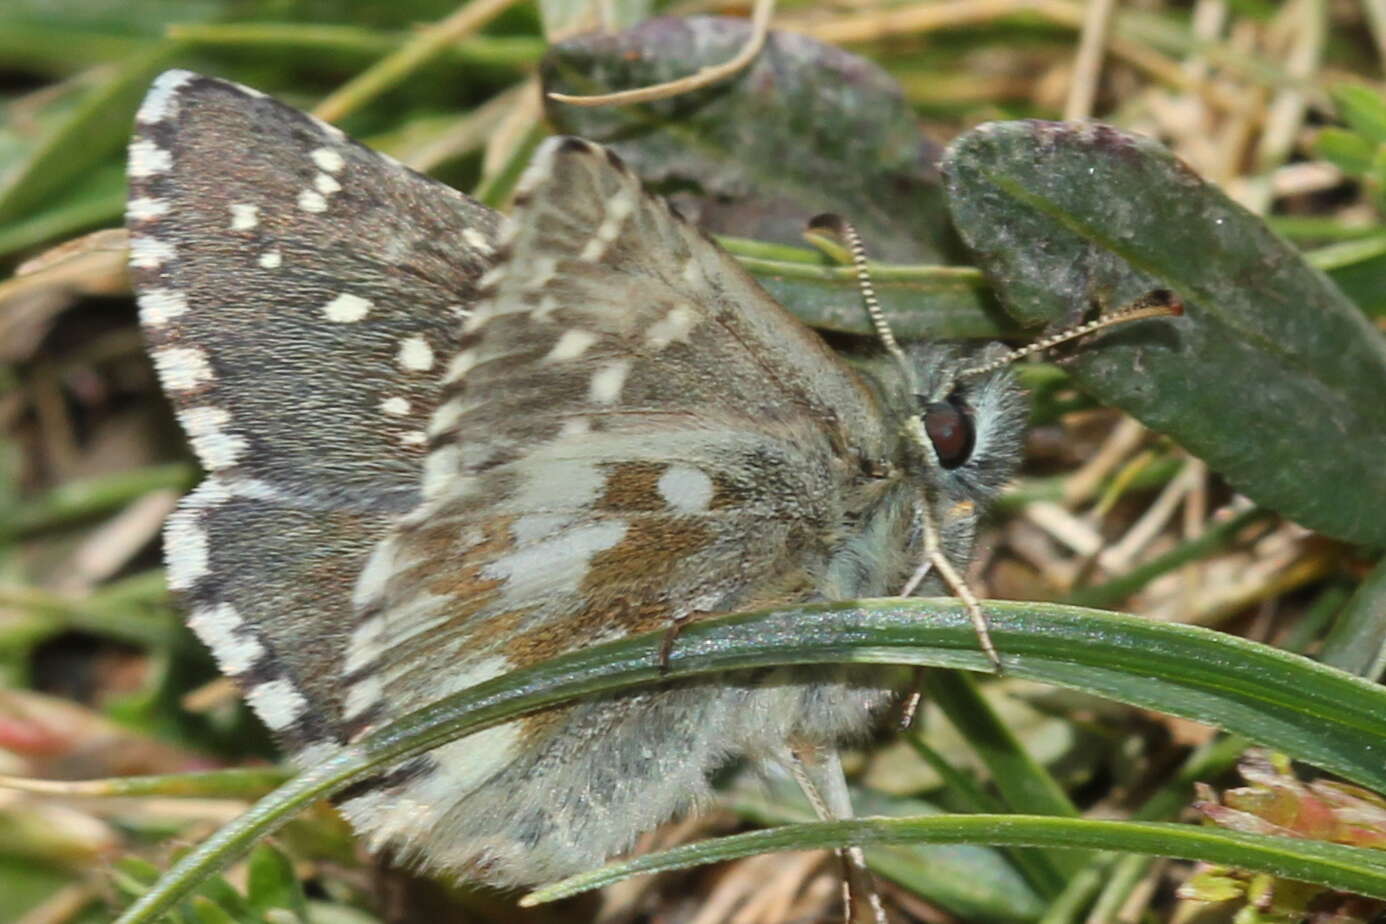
(128, 70), (502, 751)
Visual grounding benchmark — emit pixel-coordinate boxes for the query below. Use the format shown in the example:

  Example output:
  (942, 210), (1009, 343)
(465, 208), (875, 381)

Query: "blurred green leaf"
(0, 162), (125, 258)
(1312, 127), (1376, 177)
(0, 46), (182, 226)
(245, 845), (308, 921)
(111, 856), (162, 899)
(1332, 84), (1386, 146)
(543, 15), (954, 263)
(190, 894), (240, 924)
(1319, 556), (1386, 680)
(944, 121), (1386, 548)
(1325, 248), (1386, 316)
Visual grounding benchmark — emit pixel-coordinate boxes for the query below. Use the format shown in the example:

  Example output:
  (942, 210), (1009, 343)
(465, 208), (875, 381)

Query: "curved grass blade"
(522, 815), (1386, 906)
(734, 783), (1047, 921)
(943, 121), (1386, 548)
(114, 599), (1386, 923)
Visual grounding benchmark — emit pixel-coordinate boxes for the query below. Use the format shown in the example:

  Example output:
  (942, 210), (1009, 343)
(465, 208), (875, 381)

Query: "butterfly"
(128, 69), (1027, 889)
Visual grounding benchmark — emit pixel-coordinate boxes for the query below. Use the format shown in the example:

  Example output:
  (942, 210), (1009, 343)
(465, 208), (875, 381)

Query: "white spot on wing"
(545, 328), (597, 362)
(164, 509), (209, 590)
(128, 139), (172, 177)
(136, 70), (195, 123)
(484, 521), (628, 599)
(298, 189), (328, 213)
(578, 187), (636, 261)
(462, 227), (493, 254)
(229, 203), (259, 231)
(381, 396), (411, 416)
(127, 197), (169, 222)
(178, 405), (249, 470)
(188, 603), (264, 675)
(312, 117), (346, 141)
(291, 740), (342, 769)
(681, 257), (701, 285)
(315, 172), (341, 195)
(512, 513), (568, 544)
(400, 430), (427, 447)
(477, 266), (506, 291)
(353, 536), (403, 613)
(422, 445), (459, 500)
(646, 304), (699, 350)
(322, 292), (372, 323)
(428, 397), (465, 436)
(588, 359), (630, 405)
(397, 336), (434, 371)
(344, 615), (386, 673)
(258, 249), (282, 269)
(152, 346), (214, 391)
(244, 679), (308, 732)
(129, 236), (175, 268)
(311, 147), (345, 173)
(658, 465), (715, 513)
(343, 675), (383, 720)
(578, 238), (605, 262)
(522, 257), (558, 293)
(137, 288), (188, 327)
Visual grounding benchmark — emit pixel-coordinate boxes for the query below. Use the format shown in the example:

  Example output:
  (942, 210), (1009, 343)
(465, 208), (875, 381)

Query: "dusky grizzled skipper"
(129, 70), (1029, 888)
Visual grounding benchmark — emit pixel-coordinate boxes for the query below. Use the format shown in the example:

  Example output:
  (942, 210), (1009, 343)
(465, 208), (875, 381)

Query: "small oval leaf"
(944, 121), (1386, 548)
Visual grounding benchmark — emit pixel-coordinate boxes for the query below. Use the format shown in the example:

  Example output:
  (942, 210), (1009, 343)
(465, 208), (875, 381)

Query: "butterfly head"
(904, 342), (1027, 504)
(864, 342), (1031, 512)
(850, 341), (1026, 589)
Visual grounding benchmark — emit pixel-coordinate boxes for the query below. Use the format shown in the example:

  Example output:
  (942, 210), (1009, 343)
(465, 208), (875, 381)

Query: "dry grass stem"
(547, 0), (775, 107)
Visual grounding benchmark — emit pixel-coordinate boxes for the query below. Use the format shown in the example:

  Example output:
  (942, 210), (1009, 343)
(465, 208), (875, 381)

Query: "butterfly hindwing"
(129, 71), (503, 748)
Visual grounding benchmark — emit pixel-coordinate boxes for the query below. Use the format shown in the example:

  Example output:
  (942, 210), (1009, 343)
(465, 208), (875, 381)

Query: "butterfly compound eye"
(922, 399), (975, 469)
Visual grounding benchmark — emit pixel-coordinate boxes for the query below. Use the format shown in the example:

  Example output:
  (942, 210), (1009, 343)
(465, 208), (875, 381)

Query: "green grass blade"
(113, 599), (1386, 923)
(522, 815), (1386, 905)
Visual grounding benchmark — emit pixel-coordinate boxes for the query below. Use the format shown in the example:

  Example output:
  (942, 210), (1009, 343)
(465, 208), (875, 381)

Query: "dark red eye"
(923, 399), (975, 469)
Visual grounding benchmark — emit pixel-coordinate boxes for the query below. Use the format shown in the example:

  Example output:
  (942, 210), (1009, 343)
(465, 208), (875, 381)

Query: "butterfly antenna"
(808, 214), (1002, 679)
(958, 288), (1185, 380)
(807, 214), (906, 362)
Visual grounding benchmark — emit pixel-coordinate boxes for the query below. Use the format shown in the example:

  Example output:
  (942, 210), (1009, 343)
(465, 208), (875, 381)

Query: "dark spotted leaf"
(543, 15), (953, 263)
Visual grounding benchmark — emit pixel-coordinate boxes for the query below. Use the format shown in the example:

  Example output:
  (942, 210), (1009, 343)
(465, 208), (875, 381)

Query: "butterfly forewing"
(129, 71), (502, 749)
(425, 137), (892, 480)
(351, 136), (899, 709)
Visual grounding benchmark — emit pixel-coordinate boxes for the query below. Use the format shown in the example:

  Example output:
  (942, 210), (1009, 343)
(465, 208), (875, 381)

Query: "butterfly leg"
(656, 612), (694, 675)
(785, 744), (888, 924)
(900, 488), (1002, 672)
